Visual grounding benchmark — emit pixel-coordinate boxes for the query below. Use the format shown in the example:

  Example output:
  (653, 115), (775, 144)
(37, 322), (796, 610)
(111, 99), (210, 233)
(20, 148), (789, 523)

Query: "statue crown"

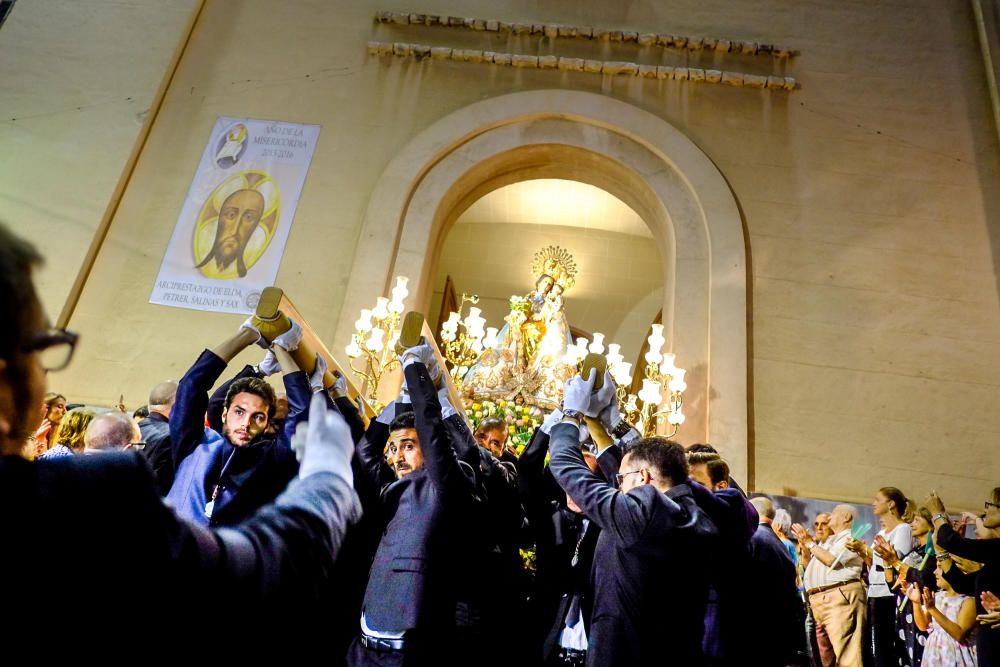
(531, 245), (577, 291)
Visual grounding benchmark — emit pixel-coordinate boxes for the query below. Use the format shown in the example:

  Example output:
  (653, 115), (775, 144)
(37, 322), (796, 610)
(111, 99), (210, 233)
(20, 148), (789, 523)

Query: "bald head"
(829, 504), (857, 533)
(750, 496), (775, 522)
(84, 412), (140, 452)
(148, 381), (178, 418)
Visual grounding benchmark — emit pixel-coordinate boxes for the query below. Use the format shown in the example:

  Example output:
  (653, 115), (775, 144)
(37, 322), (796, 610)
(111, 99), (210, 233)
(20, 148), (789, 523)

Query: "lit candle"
(390, 276), (409, 311)
(367, 328), (384, 352)
(639, 378), (662, 405)
(356, 309), (373, 333)
(483, 327), (499, 349)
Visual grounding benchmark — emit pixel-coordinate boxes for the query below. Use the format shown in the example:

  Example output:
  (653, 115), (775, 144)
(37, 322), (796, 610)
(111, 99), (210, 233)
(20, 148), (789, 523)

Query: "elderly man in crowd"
(793, 504), (866, 667)
(83, 411), (144, 453)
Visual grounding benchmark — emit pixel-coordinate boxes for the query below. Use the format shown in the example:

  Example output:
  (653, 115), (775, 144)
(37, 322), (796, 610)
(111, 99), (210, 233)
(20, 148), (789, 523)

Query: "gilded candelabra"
(634, 324), (686, 437)
(440, 293), (498, 390)
(344, 276), (409, 412)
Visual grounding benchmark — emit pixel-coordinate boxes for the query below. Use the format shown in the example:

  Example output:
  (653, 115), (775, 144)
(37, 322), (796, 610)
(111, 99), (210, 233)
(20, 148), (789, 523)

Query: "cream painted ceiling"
(456, 179), (652, 237)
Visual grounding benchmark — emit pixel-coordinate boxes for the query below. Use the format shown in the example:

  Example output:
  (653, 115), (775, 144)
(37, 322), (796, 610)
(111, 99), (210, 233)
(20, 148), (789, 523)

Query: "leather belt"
(360, 633), (405, 652)
(557, 647), (587, 667)
(807, 579), (861, 597)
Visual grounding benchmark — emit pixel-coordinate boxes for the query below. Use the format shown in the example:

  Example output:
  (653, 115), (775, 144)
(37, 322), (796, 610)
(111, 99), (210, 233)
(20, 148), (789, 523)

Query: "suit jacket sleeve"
(549, 421), (665, 547)
(356, 419), (395, 492)
(278, 370), (311, 458)
(595, 445), (623, 485)
(333, 395), (367, 445)
(171, 350), (230, 467)
(405, 362), (476, 499)
(937, 522), (1000, 563)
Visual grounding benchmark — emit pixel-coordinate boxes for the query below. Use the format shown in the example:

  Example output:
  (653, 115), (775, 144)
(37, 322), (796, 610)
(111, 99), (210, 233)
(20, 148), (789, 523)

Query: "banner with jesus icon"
(150, 116), (320, 314)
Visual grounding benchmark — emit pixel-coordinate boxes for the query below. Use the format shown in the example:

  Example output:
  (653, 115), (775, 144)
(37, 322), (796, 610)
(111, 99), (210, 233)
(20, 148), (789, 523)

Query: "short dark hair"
(475, 417), (506, 439)
(389, 410), (416, 432)
(0, 224), (44, 440)
(132, 405), (149, 420)
(686, 450), (720, 466)
(626, 437), (688, 486)
(686, 443), (718, 454)
(707, 458), (730, 486)
(224, 377), (276, 418)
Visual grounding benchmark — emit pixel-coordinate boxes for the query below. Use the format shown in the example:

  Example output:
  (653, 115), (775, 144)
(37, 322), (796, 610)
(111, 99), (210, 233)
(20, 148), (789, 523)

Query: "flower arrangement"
(464, 398), (545, 455)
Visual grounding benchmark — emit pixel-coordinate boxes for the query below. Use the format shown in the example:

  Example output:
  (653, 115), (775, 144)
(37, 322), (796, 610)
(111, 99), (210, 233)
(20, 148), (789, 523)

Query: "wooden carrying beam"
(373, 319), (466, 415)
(256, 288), (377, 422)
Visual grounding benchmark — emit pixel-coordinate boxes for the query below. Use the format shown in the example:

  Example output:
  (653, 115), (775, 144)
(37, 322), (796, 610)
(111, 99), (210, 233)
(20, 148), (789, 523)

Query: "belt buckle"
(362, 634), (404, 652)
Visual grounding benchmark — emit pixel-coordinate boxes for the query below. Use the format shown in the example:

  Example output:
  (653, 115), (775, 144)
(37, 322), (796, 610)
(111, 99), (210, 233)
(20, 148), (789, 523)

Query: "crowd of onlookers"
(4, 221), (999, 664)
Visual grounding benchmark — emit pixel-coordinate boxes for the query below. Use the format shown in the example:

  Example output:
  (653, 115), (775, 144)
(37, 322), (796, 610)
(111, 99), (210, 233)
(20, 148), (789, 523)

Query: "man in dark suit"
(166, 325), (311, 526)
(349, 343), (482, 666)
(517, 411), (622, 667)
(548, 370), (719, 667)
(0, 223), (361, 649)
(749, 496), (808, 666)
(138, 379), (177, 495)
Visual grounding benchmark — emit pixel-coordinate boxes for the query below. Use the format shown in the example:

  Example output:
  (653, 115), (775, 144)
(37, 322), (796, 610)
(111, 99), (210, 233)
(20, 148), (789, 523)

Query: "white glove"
(438, 386), (456, 419)
(563, 368), (596, 414)
(240, 317), (269, 349)
(399, 342), (434, 368)
(255, 350), (281, 376)
(272, 318), (303, 352)
(308, 354), (328, 393)
(292, 393), (354, 484)
(399, 343), (441, 382)
(375, 401), (396, 426)
(599, 397), (623, 432)
(328, 371), (348, 399)
(540, 408), (564, 434)
(586, 370), (617, 418)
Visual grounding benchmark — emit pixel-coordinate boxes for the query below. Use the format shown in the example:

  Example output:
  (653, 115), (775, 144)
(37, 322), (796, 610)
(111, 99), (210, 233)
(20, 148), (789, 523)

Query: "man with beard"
(166, 317), (318, 526)
(350, 342), (483, 665)
(195, 187), (265, 278)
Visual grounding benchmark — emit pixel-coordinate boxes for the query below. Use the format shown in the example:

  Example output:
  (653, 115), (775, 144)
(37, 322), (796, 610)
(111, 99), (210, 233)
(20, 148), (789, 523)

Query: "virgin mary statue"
(462, 246), (577, 409)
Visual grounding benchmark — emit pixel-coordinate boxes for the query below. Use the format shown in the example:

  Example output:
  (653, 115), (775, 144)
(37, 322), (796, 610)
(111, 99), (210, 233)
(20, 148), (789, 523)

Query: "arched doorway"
(336, 90), (751, 485)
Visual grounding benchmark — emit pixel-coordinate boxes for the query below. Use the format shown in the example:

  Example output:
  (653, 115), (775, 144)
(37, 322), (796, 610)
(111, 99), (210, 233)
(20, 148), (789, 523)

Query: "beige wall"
(0, 0), (198, 319)
(11, 0), (1000, 508)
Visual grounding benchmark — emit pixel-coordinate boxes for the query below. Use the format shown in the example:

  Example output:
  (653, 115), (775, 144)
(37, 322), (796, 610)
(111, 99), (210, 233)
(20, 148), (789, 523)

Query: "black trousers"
(868, 595), (900, 667)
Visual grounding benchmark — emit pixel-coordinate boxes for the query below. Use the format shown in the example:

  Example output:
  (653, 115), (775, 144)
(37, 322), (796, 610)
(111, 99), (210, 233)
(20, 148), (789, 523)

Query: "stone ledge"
(366, 41), (798, 90)
(373, 10), (798, 58)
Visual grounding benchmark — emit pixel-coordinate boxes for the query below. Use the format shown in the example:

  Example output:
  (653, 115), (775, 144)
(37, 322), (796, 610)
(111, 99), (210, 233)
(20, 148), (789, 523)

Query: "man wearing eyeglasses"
(0, 223), (361, 646)
(548, 369), (719, 667)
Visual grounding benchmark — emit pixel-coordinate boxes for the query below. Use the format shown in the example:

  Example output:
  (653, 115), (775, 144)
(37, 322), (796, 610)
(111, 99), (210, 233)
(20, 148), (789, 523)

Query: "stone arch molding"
(338, 90), (750, 483)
